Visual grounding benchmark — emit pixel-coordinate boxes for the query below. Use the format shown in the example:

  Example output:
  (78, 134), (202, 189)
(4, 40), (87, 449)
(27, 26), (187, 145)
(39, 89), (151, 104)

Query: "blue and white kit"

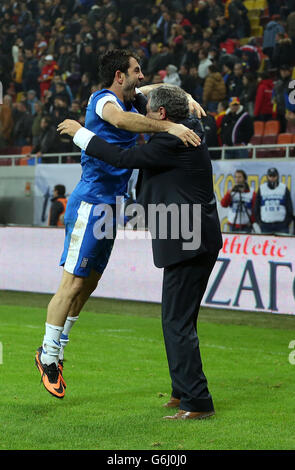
(60, 89), (139, 277)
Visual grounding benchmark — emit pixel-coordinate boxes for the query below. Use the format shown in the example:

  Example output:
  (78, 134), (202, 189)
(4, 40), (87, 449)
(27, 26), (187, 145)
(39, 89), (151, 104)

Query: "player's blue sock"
(59, 316), (79, 361)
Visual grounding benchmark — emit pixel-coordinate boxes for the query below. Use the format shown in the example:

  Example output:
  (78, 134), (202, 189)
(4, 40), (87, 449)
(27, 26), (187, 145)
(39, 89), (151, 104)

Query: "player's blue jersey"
(71, 89), (139, 204)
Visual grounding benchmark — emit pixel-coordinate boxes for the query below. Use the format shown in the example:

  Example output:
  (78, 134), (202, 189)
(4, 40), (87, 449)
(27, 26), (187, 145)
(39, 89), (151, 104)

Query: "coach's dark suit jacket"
(85, 118), (222, 268)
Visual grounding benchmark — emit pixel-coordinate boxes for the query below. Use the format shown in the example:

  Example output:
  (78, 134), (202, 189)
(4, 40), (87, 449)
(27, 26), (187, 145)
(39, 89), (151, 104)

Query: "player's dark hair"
(99, 49), (140, 88)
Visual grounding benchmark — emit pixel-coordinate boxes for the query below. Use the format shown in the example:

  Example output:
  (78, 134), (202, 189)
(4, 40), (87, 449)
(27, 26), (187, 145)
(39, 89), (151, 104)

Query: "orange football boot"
(35, 347), (65, 399)
(58, 360), (67, 389)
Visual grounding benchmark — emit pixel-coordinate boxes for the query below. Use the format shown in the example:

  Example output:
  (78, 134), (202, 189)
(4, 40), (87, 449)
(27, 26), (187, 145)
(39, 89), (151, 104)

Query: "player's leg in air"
(57, 273), (103, 365)
(35, 198), (116, 398)
(35, 270), (101, 398)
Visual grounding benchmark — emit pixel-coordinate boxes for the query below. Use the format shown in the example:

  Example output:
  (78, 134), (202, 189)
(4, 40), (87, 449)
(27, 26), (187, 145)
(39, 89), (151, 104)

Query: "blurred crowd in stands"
(1, 0), (295, 160)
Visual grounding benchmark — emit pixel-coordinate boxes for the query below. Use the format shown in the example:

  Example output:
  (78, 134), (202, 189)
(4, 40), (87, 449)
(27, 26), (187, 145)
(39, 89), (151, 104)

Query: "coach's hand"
(57, 119), (82, 137)
(168, 123), (201, 147)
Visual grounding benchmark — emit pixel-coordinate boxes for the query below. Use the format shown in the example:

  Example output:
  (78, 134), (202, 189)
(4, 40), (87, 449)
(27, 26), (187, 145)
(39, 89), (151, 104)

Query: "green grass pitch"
(0, 290), (295, 450)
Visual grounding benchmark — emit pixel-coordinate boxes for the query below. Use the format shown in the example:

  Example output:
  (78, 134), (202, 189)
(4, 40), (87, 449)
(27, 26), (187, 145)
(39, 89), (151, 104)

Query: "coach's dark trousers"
(161, 251), (218, 412)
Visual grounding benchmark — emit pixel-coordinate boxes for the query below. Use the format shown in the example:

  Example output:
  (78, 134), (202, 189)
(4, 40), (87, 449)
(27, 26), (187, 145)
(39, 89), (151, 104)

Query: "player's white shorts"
(60, 194), (116, 277)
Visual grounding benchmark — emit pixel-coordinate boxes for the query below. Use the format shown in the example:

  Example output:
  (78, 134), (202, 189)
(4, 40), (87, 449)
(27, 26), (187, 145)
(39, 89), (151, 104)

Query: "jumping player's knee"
(70, 278), (86, 299)
(58, 270), (85, 300)
(60, 269), (100, 301)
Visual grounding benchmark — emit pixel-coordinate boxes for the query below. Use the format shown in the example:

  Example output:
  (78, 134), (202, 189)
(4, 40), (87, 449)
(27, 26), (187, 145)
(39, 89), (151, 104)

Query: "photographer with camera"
(254, 168), (293, 234)
(221, 169), (256, 232)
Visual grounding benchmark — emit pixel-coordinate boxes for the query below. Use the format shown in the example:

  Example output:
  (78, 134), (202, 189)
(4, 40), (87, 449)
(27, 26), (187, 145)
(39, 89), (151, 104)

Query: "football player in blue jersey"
(35, 49), (204, 398)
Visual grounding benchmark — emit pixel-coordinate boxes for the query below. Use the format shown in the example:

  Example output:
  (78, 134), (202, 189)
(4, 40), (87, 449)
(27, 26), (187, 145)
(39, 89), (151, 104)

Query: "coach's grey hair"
(148, 85), (189, 122)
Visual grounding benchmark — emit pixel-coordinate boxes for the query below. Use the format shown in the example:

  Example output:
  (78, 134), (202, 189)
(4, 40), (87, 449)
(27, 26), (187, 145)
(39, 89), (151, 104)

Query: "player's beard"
(123, 77), (138, 102)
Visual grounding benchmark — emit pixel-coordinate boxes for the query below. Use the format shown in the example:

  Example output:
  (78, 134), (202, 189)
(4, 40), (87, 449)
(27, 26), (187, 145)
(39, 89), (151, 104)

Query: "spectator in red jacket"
(38, 55), (58, 99)
(254, 71), (274, 121)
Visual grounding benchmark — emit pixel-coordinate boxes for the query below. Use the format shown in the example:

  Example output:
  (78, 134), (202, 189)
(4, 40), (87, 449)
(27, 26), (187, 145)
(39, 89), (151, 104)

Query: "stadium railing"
(0, 152), (80, 165)
(0, 143), (294, 165)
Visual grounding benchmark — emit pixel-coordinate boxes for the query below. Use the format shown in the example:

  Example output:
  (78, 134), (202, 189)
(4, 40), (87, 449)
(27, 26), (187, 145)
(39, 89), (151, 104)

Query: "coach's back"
(137, 118), (222, 267)
(86, 117), (222, 268)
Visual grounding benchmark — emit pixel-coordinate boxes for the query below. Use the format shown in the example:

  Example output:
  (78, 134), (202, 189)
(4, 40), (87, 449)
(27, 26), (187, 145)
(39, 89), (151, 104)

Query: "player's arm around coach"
(59, 86), (205, 150)
(57, 85), (204, 168)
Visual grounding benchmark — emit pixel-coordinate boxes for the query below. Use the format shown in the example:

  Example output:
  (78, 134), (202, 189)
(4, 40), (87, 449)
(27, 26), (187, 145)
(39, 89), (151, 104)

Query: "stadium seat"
(277, 133), (293, 144)
(257, 57), (265, 73)
(250, 135), (263, 145)
(0, 146), (21, 165)
(262, 135), (277, 144)
(254, 0), (267, 9)
(65, 156), (76, 163)
(251, 26), (264, 37)
(250, 17), (260, 28)
(248, 8), (259, 17)
(272, 133), (294, 158)
(244, 0), (255, 10)
(254, 120), (265, 136)
(239, 37), (250, 46)
(19, 146), (33, 166)
(0, 158), (12, 166)
(263, 120), (280, 136)
(249, 135), (263, 157)
(0, 146), (21, 155)
(21, 146), (33, 154)
(256, 135), (277, 158)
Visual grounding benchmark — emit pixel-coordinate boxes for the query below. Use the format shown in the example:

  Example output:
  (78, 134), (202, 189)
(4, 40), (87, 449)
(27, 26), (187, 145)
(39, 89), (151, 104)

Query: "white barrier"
(0, 226), (294, 315)
(33, 160), (295, 231)
(0, 142), (295, 164)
